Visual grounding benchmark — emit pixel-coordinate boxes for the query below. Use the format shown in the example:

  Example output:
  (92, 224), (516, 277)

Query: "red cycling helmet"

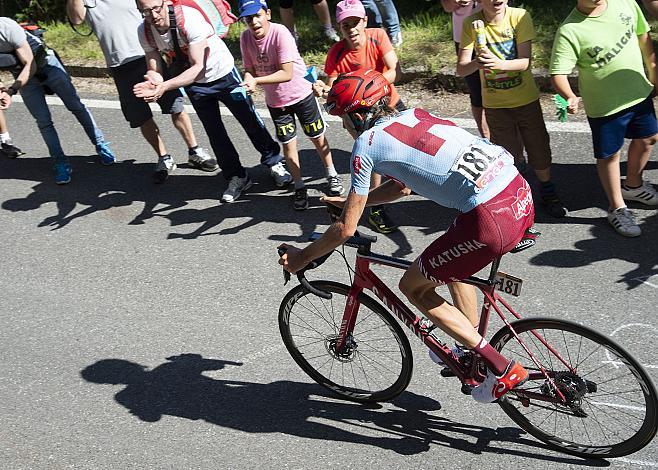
(325, 69), (391, 116)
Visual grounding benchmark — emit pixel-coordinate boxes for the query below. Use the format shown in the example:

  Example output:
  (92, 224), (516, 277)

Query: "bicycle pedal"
(440, 367), (456, 378)
(460, 383), (475, 395)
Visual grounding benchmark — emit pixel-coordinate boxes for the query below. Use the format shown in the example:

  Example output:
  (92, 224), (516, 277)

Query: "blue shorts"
(587, 96), (658, 159)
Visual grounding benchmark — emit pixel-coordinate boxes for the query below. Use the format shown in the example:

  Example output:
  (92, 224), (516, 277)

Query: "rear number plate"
(494, 272), (523, 297)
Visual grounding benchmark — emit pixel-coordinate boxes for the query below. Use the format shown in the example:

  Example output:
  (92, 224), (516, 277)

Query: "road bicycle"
(278, 226), (658, 459)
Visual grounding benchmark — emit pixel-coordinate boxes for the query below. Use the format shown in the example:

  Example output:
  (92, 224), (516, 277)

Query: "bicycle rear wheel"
(490, 318), (657, 458)
(279, 281), (413, 403)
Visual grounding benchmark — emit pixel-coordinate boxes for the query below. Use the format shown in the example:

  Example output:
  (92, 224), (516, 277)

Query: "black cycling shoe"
(368, 207), (398, 233)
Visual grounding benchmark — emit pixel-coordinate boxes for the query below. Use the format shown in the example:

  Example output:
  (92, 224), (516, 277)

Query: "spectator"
(440, 0), (489, 138)
(551, 0), (658, 237)
(0, 17), (116, 185)
(239, 0), (343, 211)
(278, 0), (340, 43)
(457, 0), (567, 218)
(313, 0), (403, 233)
(0, 109), (23, 157)
(134, 0), (292, 203)
(66, 0), (217, 184)
(361, 0), (403, 47)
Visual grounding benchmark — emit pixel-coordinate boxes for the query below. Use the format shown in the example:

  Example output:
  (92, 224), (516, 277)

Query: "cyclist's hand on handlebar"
(277, 243), (308, 274)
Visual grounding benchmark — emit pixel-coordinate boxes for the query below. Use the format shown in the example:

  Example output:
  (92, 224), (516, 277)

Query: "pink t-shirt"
(452, 1), (482, 43)
(240, 23), (311, 108)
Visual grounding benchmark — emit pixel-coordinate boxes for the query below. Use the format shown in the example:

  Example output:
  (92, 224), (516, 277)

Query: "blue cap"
(238, 0), (268, 17)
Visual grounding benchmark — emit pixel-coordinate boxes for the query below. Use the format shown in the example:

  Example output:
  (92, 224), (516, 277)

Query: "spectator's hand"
(241, 74), (257, 95)
(145, 70), (164, 85)
(567, 96), (580, 114)
(476, 48), (503, 71)
(0, 89), (12, 109)
(312, 80), (327, 98)
(133, 80), (164, 103)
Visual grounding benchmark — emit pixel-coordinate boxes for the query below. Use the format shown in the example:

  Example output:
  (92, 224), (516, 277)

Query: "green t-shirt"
(549, 0), (652, 118)
(461, 7), (539, 109)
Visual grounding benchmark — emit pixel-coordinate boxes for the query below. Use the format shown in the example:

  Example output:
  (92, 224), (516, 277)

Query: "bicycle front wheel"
(490, 318), (657, 458)
(279, 281), (413, 403)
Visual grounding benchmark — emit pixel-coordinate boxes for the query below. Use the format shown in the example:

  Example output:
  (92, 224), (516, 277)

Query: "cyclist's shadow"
(81, 354), (606, 464)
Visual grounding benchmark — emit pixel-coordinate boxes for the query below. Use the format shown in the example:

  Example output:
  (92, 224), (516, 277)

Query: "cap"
(335, 0), (366, 24)
(238, 0), (268, 18)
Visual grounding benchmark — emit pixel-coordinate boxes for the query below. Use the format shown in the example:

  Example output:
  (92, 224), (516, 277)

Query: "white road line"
(11, 95), (594, 133)
(589, 401), (646, 412)
(613, 457), (658, 468)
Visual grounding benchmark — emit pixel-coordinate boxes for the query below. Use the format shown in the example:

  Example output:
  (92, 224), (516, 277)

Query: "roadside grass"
(40, 0), (654, 73)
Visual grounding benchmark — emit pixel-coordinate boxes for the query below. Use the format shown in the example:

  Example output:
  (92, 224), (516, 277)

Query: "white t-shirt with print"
(138, 6), (234, 83)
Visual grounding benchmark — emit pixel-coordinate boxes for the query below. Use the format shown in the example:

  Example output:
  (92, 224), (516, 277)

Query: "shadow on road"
(80, 353), (608, 466)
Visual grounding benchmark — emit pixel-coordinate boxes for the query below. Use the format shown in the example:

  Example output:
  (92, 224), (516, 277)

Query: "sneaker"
(429, 344), (468, 367)
(1, 142), (24, 158)
(270, 161), (293, 188)
(188, 147), (218, 172)
(391, 32), (403, 47)
(222, 174), (253, 203)
(54, 161), (72, 185)
(327, 175), (344, 196)
(472, 360), (528, 403)
(541, 192), (568, 218)
(323, 25), (340, 42)
(368, 207), (398, 234)
(153, 155), (176, 184)
(607, 207), (641, 237)
(293, 187), (309, 211)
(621, 180), (658, 206)
(96, 141), (116, 165)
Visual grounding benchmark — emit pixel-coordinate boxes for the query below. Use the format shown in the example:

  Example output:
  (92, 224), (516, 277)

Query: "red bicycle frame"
(332, 247), (574, 401)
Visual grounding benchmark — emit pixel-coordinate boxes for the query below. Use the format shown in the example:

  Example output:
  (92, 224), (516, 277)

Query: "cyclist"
(278, 69), (533, 403)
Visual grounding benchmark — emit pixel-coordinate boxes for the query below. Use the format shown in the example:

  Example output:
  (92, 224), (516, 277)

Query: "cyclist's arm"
(363, 179), (411, 206)
(282, 192), (367, 273)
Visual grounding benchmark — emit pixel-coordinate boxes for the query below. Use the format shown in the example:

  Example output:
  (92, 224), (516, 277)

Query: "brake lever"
(277, 247), (291, 285)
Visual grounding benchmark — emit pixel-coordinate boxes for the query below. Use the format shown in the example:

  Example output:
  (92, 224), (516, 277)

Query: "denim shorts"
(587, 96), (658, 158)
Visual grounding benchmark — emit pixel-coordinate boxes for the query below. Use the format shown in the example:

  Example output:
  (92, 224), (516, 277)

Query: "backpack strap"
(168, 5), (188, 62)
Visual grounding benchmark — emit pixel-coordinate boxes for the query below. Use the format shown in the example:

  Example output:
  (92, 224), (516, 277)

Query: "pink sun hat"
(335, 0), (366, 23)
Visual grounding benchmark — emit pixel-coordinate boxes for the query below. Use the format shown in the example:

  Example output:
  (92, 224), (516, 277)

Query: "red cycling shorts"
(417, 174), (535, 285)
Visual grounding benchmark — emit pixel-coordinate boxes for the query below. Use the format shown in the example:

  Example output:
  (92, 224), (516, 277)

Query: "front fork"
(335, 284), (364, 353)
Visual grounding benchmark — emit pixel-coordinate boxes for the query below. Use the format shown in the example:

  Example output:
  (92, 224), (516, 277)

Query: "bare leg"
(399, 262), (481, 348)
(283, 138), (302, 183)
(279, 7), (295, 32)
(0, 109), (8, 134)
(140, 118), (167, 158)
(596, 151), (624, 210)
(447, 282), (479, 328)
(626, 135), (657, 187)
(171, 111), (197, 148)
(471, 106), (490, 139)
(313, 0), (333, 27)
(310, 133), (334, 169)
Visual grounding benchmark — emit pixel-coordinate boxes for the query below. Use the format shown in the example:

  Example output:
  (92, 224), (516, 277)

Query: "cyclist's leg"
(447, 282), (479, 328)
(399, 263), (481, 348)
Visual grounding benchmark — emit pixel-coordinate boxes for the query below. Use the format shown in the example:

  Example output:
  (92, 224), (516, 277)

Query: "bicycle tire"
(279, 280), (413, 403)
(490, 317), (657, 458)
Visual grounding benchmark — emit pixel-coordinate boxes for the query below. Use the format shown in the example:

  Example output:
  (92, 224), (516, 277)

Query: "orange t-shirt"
(324, 28), (400, 106)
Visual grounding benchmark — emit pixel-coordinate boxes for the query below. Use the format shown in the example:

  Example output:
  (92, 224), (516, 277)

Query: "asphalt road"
(0, 94), (657, 469)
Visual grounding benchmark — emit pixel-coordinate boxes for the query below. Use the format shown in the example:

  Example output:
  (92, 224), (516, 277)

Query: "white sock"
(0, 132), (11, 145)
(326, 165), (337, 178)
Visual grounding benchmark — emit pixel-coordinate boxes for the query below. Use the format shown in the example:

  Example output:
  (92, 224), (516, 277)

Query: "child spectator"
(457, 0), (567, 218)
(551, 0), (658, 237)
(239, 0), (343, 211)
(440, 0), (489, 138)
(361, 0), (403, 47)
(313, 0), (404, 233)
